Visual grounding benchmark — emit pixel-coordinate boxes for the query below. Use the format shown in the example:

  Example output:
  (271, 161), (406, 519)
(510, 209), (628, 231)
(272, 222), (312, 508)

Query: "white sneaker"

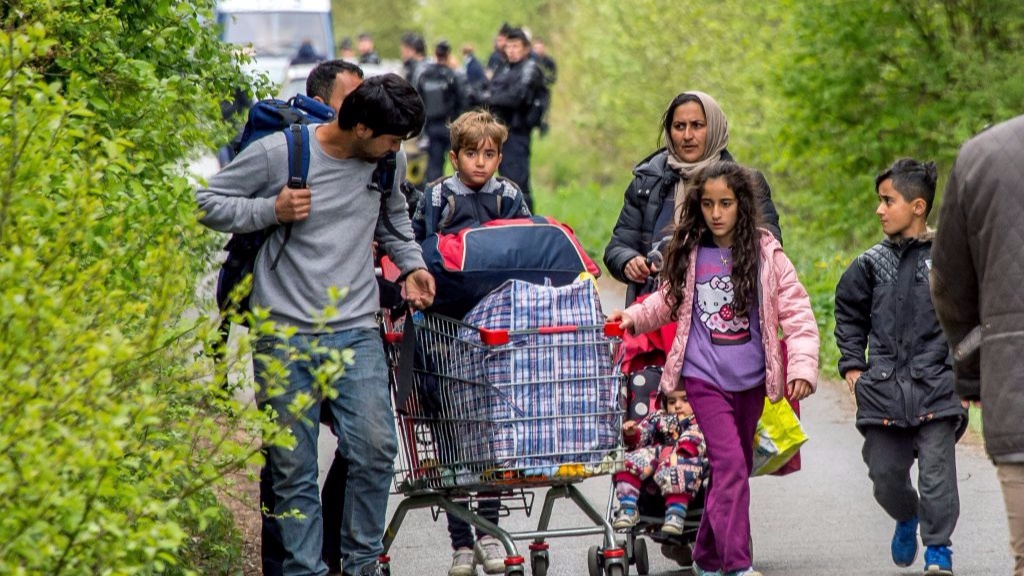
(473, 535), (507, 574)
(448, 547), (477, 576)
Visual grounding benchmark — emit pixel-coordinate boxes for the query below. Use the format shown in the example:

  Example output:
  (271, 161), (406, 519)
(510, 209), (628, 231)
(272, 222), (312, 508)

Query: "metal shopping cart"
(377, 310), (630, 576)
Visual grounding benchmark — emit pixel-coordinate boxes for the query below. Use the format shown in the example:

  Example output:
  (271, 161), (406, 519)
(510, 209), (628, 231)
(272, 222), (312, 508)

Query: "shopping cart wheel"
(587, 545), (601, 576)
(504, 555), (527, 576)
(604, 564), (626, 576)
(529, 552), (548, 576)
(634, 538), (649, 575)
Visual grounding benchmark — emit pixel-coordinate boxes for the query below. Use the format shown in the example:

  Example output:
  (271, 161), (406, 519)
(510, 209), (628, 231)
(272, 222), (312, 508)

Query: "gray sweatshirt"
(197, 125), (425, 333)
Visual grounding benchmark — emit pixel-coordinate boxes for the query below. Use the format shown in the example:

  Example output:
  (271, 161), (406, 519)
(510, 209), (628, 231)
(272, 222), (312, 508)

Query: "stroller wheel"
(634, 537), (649, 575)
(660, 541), (693, 567)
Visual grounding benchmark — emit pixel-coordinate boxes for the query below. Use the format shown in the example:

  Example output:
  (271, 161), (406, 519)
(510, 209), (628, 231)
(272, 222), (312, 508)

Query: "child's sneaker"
(661, 511), (685, 535)
(691, 562), (723, 576)
(892, 516), (920, 567)
(473, 535), (506, 575)
(448, 547), (476, 576)
(725, 569), (763, 576)
(612, 505), (638, 530)
(923, 545), (954, 575)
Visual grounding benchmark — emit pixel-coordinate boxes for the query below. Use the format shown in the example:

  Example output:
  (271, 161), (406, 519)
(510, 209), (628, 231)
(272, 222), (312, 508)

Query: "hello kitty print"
(695, 274), (751, 345)
(681, 242), (765, 392)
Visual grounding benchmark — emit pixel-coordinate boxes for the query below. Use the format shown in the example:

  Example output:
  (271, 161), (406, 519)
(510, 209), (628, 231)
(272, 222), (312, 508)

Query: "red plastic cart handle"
(478, 327), (510, 346)
(603, 321), (624, 338)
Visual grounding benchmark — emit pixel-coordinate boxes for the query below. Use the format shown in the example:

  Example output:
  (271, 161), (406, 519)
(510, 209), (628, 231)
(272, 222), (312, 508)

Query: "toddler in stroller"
(615, 364), (708, 569)
(613, 387), (706, 534)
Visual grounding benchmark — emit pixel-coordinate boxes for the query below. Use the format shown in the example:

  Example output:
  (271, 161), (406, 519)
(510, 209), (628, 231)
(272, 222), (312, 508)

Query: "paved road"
(354, 277), (1012, 575)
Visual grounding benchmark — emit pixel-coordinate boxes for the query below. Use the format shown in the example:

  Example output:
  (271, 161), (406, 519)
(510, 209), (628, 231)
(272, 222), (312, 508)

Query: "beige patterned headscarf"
(663, 91), (730, 224)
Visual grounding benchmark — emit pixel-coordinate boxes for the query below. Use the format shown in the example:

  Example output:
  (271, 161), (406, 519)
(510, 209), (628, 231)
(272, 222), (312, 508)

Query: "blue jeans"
(255, 328), (397, 576)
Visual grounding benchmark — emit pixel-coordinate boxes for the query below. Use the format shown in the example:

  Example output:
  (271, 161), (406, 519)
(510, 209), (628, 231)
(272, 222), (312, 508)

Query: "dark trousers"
(862, 419), (960, 546)
(499, 129), (533, 211)
(446, 498), (501, 549)
(424, 122), (451, 185)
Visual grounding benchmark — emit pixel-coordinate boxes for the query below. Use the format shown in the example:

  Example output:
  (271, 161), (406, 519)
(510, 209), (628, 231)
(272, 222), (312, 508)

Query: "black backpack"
(418, 64), (459, 122)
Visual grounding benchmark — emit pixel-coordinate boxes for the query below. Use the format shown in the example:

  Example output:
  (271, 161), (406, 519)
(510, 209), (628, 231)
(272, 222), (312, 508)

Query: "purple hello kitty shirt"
(681, 243), (766, 392)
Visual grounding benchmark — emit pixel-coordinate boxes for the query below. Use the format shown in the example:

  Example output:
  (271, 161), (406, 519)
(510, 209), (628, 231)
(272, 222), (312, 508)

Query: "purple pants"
(685, 377), (765, 573)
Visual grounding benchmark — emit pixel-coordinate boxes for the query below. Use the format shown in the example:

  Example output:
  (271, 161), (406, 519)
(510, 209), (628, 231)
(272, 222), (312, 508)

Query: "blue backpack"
(214, 95), (409, 314)
(214, 95), (334, 313)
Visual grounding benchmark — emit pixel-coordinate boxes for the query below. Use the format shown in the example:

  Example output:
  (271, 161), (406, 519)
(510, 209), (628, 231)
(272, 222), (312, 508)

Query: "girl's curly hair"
(661, 161), (763, 320)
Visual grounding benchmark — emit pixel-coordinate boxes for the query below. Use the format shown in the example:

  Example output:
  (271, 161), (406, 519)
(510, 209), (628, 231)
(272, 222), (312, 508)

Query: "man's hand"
(624, 255), (651, 283)
(275, 185), (312, 222)
(786, 378), (814, 402)
(843, 369), (863, 396)
(403, 269), (435, 311)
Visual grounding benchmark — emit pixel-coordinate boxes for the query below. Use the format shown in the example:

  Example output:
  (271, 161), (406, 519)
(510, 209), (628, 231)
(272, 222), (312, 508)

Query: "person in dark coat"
(400, 32), (427, 86)
(486, 22), (512, 76)
(416, 40), (468, 184)
(461, 43), (488, 106)
(835, 158), (966, 576)
(357, 33), (381, 65)
(482, 27), (543, 211)
(603, 91), (782, 305)
(291, 39), (324, 65)
(931, 114), (1024, 576)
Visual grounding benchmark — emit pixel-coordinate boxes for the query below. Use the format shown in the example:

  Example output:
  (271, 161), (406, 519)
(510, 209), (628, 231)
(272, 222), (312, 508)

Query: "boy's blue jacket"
(834, 231), (967, 434)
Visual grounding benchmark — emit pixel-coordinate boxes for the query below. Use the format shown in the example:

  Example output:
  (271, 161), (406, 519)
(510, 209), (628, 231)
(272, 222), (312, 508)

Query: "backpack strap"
(370, 152), (412, 242)
(267, 124), (310, 270)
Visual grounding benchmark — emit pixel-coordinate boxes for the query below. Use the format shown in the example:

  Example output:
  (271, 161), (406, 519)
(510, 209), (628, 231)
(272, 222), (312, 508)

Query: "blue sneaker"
(892, 516), (920, 567)
(924, 545), (954, 575)
(691, 562), (724, 576)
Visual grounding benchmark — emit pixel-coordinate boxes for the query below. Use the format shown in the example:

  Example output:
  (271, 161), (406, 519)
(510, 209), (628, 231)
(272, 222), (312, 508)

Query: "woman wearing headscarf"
(604, 91), (782, 304)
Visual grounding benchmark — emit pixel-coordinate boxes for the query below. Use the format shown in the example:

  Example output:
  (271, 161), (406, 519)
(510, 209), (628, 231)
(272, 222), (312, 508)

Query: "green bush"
(0, 3), (282, 573)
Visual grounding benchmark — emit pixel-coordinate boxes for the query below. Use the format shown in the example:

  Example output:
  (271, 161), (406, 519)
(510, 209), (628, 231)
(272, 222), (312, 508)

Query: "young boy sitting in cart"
(411, 109), (531, 241)
(613, 388), (708, 535)
(410, 109), (531, 576)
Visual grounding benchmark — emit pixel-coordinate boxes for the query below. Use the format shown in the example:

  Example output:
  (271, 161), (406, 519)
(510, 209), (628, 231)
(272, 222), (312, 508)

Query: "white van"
(216, 0), (334, 90)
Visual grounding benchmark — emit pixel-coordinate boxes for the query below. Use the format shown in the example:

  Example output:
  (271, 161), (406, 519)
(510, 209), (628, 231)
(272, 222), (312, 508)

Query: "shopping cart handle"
(479, 327), (510, 346)
(603, 321), (625, 338)
(537, 325), (580, 334)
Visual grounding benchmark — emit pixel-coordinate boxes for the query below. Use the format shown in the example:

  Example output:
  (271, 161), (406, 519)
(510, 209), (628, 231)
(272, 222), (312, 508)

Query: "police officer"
(416, 40), (467, 183)
(483, 27), (544, 211)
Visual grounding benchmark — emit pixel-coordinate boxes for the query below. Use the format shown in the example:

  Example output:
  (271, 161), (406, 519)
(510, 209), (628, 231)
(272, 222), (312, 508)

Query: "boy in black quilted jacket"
(834, 158), (966, 576)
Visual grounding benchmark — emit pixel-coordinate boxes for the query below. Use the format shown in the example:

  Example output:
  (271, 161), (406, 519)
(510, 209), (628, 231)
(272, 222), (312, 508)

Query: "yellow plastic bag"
(752, 397), (808, 476)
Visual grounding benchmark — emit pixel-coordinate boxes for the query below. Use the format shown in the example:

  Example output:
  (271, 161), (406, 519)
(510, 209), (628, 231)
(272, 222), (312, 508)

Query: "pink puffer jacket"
(624, 231), (819, 403)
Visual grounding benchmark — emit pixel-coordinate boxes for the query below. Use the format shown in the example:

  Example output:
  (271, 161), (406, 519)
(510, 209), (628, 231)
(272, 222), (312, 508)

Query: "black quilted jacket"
(932, 114), (1024, 461)
(834, 233), (966, 433)
(603, 148), (782, 304)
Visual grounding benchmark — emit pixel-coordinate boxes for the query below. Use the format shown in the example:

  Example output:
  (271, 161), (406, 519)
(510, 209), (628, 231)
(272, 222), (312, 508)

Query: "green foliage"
(526, 0), (1024, 377)
(416, 0), (560, 60)
(0, 2), (294, 573)
(761, 0), (1024, 368)
(332, 0), (419, 60)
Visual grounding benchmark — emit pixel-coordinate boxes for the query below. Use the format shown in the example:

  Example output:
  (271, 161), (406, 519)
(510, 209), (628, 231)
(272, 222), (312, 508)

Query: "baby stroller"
(610, 336), (708, 574)
(609, 278), (803, 574)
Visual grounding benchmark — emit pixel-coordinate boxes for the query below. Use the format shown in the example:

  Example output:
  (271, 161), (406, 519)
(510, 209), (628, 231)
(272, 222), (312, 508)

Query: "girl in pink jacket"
(609, 160), (819, 576)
